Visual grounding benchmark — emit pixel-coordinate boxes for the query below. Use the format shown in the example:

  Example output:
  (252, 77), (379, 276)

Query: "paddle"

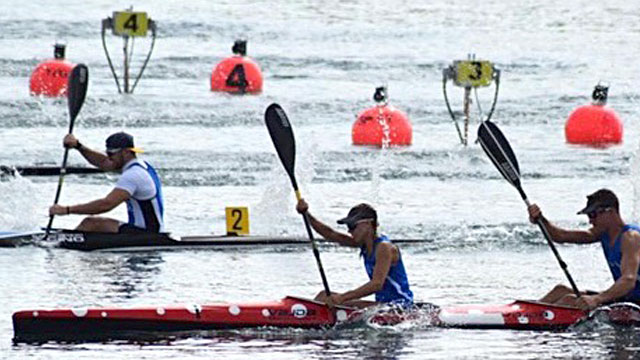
(265, 103), (332, 297)
(477, 120), (581, 298)
(44, 64), (89, 239)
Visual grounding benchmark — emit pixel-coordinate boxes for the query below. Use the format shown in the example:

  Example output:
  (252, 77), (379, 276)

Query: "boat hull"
(15, 297), (640, 343)
(13, 297), (349, 343)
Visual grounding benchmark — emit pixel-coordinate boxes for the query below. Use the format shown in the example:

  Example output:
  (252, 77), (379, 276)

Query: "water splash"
(0, 174), (41, 231)
(369, 105), (392, 205)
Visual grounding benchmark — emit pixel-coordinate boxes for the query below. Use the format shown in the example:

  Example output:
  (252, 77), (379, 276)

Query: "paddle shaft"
(515, 181), (581, 297)
(293, 189), (332, 296)
(44, 136), (73, 238)
(265, 103), (331, 297)
(478, 121), (580, 298)
(44, 65), (88, 239)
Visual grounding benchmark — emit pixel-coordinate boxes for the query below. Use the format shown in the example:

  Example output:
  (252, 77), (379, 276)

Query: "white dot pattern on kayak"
(157, 308), (166, 316)
(336, 310), (348, 321)
(262, 309), (270, 317)
(71, 308), (88, 317)
(32, 311), (38, 317)
(101, 312), (107, 318)
(229, 305), (241, 316)
(187, 305), (202, 314)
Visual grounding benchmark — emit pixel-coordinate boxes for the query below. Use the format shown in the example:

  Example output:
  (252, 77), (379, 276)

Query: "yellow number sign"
(113, 11), (149, 37)
(453, 60), (494, 88)
(225, 207), (249, 235)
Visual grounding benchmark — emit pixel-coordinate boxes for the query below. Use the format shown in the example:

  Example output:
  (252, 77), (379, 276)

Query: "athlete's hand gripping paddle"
(477, 120), (581, 298)
(265, 103), (332, 297)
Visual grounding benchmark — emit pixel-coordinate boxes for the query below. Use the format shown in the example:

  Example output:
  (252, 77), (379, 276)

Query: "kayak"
(437, 301), (588, 330)
(0, 165), (104, 176)
(54, 230), (309, 251)
(1, 230), (430, 251)
(12, 296), (353, 343)
(0, 230), (309, 250)
(0, 231), (45, 247)
(12, 297), (640, 343)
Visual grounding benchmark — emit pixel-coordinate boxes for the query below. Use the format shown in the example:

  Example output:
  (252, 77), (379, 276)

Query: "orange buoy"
(211, 40), (263, 94)
(29, 44), (75, 97)
(352, 87), (412, 147)
(565, 84), (623, 145)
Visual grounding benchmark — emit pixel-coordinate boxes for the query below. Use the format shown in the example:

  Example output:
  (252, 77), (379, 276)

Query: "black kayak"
(54, 230), (310, 251)
(0, 230), (430, 251)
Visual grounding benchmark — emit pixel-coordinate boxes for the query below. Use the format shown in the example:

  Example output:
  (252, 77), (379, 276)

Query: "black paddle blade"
(265, 103), (298, 190)
(477, 121), (521, 188)
(67, 64), (89, 132)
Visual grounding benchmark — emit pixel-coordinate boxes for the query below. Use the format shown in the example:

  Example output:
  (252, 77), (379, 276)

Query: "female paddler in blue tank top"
(528, 189), (640, 310)
(296, 199), (414, 308)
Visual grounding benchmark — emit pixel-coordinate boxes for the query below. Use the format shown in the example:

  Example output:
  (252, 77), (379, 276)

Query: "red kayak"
(12, 297), (640, 343)
(13, 296), (356, 343)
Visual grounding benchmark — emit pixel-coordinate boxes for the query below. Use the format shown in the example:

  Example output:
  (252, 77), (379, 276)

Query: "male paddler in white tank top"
(48, 132), (165, 233)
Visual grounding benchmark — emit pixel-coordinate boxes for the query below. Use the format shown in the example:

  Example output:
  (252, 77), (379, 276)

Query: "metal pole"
(463, 86), (471, 146)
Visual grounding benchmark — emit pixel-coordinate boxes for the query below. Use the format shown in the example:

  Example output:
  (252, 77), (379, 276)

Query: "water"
(2, 0), (640, 358)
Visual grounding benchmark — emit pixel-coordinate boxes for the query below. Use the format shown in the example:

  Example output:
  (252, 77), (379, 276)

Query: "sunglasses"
(346, 218), (373, 232)
(106, 148), (123, 156)
(587, 207), (610, 219)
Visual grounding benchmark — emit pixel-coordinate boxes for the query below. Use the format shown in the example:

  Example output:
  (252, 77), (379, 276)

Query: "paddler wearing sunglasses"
(296, 199), (413, 308)
(528, 189), (640, 310)
(48, 132), (164, 234)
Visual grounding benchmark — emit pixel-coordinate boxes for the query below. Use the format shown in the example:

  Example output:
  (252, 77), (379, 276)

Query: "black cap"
(577, 189), (619, 215)
(337, 203), (378, 227)
(105, 132), (143, 154)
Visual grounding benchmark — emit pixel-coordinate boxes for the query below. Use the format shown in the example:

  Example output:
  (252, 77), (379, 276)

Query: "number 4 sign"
(113, 11), (149, 37)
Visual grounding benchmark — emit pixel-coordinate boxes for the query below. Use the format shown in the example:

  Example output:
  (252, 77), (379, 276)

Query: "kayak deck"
(13, 297), (640, 343)
(0, 231), (45, 247)
(437, 300), (588, 330)
(0, 229), (435, 251)
(54, 231), (310, 251)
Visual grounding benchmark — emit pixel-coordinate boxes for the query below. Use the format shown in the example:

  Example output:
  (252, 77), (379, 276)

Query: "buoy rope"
(130, 22), (156, 94)
(101, 20), (123, 93)
(442, 74), (465, 145)
(473, 69), (500, 123)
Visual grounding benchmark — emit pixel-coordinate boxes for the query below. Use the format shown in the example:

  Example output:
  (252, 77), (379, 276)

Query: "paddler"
(48, 132), (165, 233)
(296, 199), (414, 308)
(528, 189), (640, 310)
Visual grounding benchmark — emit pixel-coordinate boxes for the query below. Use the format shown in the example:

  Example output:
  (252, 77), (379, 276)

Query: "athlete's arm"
(595, 232), (640, 304)
(63, 134), (118, 171)
(528, 204), (598, 243)
(77, 146), (119, 171)
(338, 242), (394, 303)
(296, 199), (358, 247)
(68, 189), (130, 215)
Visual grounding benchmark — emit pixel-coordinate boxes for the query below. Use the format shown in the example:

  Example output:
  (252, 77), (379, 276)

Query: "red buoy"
(353, 87), (412, 147)
(211, 40), (263, 94)
(565, 85), (622, 145)
(29, 44), (75, 97)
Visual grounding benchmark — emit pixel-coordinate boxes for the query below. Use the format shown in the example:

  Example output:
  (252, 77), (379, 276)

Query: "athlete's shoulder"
(621, 227), (640, 249)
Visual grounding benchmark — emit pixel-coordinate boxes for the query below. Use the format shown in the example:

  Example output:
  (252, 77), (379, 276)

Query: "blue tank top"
(126, 161), (164, 232)
(360, 235), (414, 306)
(600, 224), (640, 301)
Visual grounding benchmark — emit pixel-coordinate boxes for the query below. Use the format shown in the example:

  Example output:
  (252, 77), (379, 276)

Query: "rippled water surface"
(2, 0), (640, 359)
